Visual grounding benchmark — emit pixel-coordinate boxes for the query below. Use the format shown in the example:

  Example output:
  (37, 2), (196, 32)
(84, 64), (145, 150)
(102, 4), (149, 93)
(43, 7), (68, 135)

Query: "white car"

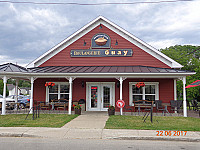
(0, 95), (15, 103)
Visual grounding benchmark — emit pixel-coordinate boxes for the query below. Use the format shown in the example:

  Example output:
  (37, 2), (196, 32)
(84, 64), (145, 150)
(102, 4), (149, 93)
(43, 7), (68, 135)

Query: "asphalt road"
(0, 137), (199, 150)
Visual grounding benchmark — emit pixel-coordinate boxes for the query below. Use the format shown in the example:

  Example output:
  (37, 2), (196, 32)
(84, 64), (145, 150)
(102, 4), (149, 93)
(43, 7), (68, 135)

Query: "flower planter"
(75, 108), (81, 115)
(108, 109), (115, 116)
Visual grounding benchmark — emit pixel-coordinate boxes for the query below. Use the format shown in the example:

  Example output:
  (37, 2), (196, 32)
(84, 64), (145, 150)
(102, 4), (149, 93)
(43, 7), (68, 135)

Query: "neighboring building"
(0, 16), (195, 115)
(7, 84), (17, 96)
(7, 84), (30, 96)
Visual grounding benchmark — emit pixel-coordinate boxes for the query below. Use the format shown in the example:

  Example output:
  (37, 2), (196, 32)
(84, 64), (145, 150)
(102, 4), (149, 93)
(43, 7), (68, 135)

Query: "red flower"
(135, 82), (145, 88)
(45, 82), (55, 87)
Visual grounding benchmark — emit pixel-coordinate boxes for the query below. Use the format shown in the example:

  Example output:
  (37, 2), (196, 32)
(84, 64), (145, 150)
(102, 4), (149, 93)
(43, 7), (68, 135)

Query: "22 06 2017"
(156, 131), (187, 136)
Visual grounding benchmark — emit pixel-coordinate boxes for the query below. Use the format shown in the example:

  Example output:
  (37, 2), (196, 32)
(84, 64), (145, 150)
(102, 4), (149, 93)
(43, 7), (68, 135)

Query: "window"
(129, 82), (159, 106)
(46, 82), (69, 102)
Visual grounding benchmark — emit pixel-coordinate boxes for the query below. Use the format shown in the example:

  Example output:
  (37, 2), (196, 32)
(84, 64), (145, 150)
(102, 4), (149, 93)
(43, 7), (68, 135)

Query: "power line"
(0, 0), (194, 5)
(177, 48), (200, 60)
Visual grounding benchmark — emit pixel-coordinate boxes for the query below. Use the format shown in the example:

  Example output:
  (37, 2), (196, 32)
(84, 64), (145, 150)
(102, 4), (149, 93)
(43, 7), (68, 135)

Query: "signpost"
(116, 100), (125, 115)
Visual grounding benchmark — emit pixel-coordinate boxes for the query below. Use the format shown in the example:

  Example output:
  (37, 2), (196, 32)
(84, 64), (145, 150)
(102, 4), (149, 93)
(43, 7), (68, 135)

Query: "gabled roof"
(27, 16), (183, 68)
(7, 84), (15, 90)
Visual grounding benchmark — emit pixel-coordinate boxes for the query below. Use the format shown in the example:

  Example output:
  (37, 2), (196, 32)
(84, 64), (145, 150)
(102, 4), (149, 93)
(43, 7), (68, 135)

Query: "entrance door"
(87, 82), (115, 111)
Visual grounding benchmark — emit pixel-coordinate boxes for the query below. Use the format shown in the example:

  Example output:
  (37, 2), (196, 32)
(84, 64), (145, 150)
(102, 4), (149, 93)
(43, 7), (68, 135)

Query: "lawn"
(0, 114), (78, 128)
(105, 115), (200, 131)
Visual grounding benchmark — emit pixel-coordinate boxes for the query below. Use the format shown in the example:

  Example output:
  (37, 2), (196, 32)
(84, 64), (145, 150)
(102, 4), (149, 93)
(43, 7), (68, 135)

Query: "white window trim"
(46, 82), (69, 103)
(129, 82), (159, 106)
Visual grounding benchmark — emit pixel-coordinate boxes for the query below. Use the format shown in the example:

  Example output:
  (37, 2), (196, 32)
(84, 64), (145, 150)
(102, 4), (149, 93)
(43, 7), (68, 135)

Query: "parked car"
(0, 95), (15, 103)
(6, 95), (30, 108)
(18, 96), (30, 108)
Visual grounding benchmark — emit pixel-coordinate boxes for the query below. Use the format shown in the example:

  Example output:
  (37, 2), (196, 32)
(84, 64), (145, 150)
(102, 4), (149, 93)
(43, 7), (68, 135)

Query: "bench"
(133, 100), (153, 112)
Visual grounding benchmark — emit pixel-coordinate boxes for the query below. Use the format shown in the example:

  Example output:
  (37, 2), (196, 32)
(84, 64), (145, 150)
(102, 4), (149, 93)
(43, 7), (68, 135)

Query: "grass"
(105, 115), (200, 131)
(0, 114), (78, 128)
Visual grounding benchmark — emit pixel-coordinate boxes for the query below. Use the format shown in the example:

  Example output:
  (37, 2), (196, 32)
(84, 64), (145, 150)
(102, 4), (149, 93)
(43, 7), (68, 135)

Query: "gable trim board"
(26, 16), (183, 69)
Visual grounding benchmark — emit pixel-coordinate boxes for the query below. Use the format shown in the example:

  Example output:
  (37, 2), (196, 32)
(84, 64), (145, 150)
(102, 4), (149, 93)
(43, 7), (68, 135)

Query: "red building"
(0, 16), (195, 116)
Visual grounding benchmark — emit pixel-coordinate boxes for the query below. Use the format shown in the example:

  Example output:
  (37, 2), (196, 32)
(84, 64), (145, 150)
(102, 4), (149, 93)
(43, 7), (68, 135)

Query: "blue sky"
(0, 0), (199, 66)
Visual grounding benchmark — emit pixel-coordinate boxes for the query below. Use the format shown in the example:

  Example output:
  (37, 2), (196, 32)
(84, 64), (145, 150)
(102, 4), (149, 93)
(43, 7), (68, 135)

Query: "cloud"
(0, 0), (199, 66)
(148, 38), (183, 49)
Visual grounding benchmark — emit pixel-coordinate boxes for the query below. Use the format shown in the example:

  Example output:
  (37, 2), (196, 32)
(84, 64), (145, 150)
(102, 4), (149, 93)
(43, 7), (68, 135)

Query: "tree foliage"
(160, 45), (200, 101)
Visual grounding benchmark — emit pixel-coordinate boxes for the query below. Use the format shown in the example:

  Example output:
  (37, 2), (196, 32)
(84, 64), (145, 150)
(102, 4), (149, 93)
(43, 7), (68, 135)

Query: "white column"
(30, 77), (34, 114)
(15, 79), (19, 103)
(68, 77), (73, 115)
(174, 79), (177, 113)
(174, 79), (177, 100)
(1, 76), (7, 115)
(119, 77), (123, 115)
(182, 77), (187, 117)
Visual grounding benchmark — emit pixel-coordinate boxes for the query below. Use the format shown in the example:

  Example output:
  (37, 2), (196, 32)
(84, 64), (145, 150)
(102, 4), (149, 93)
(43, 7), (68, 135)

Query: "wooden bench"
(133, 100), (153, 112)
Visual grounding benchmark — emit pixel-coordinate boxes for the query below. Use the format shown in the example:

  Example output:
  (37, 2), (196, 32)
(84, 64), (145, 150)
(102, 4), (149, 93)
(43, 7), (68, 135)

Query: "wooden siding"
(33, 78), (174, 112)
(40, 25), (170, 68)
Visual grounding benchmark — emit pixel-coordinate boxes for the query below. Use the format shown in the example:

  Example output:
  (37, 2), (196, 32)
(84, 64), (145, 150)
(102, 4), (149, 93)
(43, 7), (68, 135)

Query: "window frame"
(129, 82), (159, 106)
(46, 82), (69, 103)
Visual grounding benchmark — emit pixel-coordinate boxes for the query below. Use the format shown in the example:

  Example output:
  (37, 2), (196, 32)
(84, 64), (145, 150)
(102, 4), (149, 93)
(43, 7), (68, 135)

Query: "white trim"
(86, 82), (115, 111)
(0, 71), (195, 78)
(46, 82), (70, 103)
(129, 82), (159, 106)
(27, 16), (182, 69)
(174, 79), (177, 100)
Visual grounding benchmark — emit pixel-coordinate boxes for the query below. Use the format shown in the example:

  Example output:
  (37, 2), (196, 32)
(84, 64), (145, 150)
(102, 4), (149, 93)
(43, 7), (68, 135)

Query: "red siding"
(33, 78), (174, 112)
(40, 25), (169, 68)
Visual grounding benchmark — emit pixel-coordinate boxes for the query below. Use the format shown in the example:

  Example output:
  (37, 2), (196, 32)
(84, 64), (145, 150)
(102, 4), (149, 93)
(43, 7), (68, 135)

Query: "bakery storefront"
(0, 16), (195, 116)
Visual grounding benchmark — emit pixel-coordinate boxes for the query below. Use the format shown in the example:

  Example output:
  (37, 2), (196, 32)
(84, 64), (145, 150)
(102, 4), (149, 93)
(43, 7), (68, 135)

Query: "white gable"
(26, 16), (183, 68)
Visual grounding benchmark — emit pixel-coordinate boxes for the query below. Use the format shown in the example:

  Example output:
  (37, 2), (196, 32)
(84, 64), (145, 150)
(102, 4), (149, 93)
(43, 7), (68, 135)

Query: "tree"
(0, 80), (9, 96)
(160, 45), (200, 101)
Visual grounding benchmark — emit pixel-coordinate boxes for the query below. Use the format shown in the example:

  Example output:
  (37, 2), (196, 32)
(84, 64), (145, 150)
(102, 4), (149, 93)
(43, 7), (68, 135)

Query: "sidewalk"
(0, 127), (200, 142)
(0, 112), (200, 142)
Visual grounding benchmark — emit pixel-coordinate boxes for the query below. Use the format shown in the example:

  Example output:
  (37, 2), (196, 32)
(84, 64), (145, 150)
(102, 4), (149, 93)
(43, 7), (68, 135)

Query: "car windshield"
(7, 95), (14, 98)
(0, 95), (3, 98)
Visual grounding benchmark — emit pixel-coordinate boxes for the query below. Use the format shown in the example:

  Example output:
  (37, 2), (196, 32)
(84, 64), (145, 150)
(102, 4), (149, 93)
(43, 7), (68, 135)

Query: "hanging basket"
(45, 82), (55, 88)
(135, 82), (145, 88)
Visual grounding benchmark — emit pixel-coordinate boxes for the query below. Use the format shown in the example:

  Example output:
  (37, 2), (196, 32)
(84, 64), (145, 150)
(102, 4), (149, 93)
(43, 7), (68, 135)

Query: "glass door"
(88, 84), (101, 111)
(87, 83), (114, 111)
(101, 84), (112, 111)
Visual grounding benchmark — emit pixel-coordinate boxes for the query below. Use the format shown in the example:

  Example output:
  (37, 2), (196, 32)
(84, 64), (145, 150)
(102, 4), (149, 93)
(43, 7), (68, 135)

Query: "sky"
(0, 0), (200, 67)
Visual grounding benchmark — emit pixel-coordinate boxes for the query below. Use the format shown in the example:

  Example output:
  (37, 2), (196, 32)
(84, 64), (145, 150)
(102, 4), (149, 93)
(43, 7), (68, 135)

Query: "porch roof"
(0, 63), (195, 79)
(28, 65), (191, 74)
(0, 63), (28, 73)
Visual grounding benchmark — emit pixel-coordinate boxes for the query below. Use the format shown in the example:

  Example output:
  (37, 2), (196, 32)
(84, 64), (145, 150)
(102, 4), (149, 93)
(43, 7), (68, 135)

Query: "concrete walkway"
(62, 111), (108, 129)
(0, 127), (200, 142)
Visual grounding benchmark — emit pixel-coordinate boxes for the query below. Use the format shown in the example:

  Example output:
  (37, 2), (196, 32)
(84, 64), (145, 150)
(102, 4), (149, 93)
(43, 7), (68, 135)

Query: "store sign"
(91, 33), (111, 48)
(70, 49), (133, 57)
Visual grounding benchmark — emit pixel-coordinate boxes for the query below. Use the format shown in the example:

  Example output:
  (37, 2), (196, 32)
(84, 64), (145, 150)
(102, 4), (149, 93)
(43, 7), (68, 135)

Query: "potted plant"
(73, 104), (82, 115)
(107, 105), (115, 116)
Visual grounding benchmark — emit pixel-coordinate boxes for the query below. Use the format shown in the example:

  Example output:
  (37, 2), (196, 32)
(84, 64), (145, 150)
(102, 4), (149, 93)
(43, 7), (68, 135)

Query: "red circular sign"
(116, 100), (125, 108)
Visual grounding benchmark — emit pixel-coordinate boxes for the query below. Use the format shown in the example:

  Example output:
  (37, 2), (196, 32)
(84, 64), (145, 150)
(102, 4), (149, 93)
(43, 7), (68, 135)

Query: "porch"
(0, 63), (195, 117)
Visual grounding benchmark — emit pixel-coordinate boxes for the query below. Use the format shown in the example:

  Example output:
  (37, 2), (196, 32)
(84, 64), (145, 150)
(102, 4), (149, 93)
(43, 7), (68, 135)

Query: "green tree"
(160, 45), (200, 101)
(0, 80), (9, 96)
